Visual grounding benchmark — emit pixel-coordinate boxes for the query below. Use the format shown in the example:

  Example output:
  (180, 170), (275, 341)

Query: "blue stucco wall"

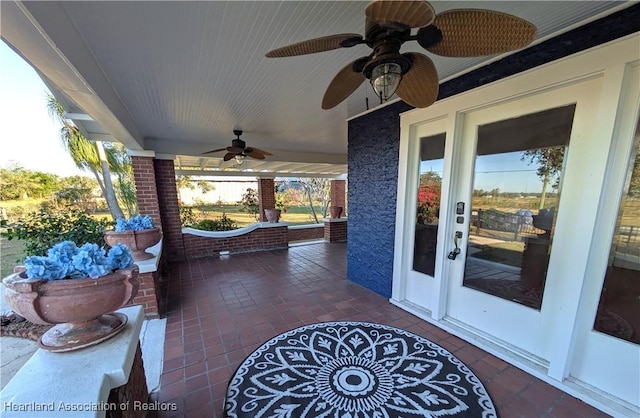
(346, 5), (639, 298)
(347, 101), (412, 298)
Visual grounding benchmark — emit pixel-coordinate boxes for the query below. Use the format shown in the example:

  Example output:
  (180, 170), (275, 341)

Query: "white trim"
(322, 218), (347, 223)
(154, 153), (175, 161)
(127, 149), (156, 158)
(135, 239), (162, 274)
(182, 222), (287, 238)
(288, 224), (323, 230)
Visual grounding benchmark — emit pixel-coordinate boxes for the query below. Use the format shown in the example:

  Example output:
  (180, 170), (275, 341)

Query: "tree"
(295, 178), (331, 223)
(175, 175), (215, 202)
(521, 147), (565, 209)
(0, 166), (60, 200)
(54, 175), (99, 211)
(239, 188), (260, 220)
(47, 94), (126, 220)
(108, 144), (137, 217)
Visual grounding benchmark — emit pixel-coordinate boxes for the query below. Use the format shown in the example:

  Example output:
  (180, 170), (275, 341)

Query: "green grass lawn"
(1, 236), (24, 278)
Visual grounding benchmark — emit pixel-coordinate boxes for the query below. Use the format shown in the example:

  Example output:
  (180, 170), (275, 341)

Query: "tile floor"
(150, 242), (609, 418)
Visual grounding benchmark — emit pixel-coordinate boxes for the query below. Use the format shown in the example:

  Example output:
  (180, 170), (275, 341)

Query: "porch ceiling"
(0, 1), (629, 177)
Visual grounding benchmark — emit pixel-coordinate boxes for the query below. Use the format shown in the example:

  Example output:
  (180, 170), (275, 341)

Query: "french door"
(395, 74), (605, 364)
(444, 96), (581, 363)
(392, 37), (640, 411)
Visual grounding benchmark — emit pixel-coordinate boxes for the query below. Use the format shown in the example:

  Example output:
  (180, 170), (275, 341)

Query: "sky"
(421, 152), (548, 194)
(0, 42), (86, 177)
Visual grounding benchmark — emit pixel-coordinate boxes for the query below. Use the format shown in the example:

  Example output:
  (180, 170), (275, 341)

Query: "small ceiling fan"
(202, 130), (273, 165)
(265, 0), (536, 109)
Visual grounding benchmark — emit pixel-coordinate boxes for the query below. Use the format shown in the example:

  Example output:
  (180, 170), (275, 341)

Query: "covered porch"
(151, 242), (606, 417)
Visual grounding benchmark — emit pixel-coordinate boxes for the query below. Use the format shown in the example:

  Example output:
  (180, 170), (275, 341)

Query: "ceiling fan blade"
(265, 34), (363, 58)
(223, 152), (235, 161)
(227, 146), (244, 154)
(426, 9), (536, 57)
(366, 0), (435, 28)
(245, 149), (266, 160)
(250, 147), (273, 156)
(322, 59), (366, 110)
(202, 147), (227, 155)
(396, 53), (438, 108)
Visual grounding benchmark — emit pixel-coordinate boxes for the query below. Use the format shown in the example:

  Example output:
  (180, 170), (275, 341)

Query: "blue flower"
(24, 256), (67, 280)
(72, 243), (109, 279)
(114, 215), (154, 232)
(46, 241), (80, 277)
(22, 241), (134, 281)
(107, 243), (134, 270)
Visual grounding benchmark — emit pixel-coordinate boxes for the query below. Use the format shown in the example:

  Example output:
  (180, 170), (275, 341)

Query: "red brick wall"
(331, 180), (346, 209)
(131, 156), (161, 228)
(324, 220), (348, 242)
(258, 178), (275, 222)
(107, 343), (148, 418)
(154, 159), (185, 261)
(129, 270), (161, 318)
(183, 225), (288, 258)
(288, 226), (324, 242)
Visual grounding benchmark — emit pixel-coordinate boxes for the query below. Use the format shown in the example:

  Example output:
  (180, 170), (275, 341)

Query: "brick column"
(331, 179), (346, 210)
(258, 178), (275, 222)
(131, 156), (162, 228)
(154, 159), (185, 261)
(324, 218), (348, 242)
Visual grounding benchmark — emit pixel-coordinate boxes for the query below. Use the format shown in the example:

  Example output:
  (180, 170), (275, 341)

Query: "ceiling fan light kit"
(265, 0), (536, 109)
(370, 62), (402, 102)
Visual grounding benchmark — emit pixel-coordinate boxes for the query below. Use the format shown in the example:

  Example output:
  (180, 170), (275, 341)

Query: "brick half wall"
(183, 225), (288, 258)
(288, 225), (324, 242)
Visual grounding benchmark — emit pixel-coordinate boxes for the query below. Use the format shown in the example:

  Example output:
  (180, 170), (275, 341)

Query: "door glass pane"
(593, 116), (640, 344)
(413, 133), (445, 276)
(463, 105), (576, 309)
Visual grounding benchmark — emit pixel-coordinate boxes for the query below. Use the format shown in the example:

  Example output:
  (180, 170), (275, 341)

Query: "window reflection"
(413, 134), (445, 276)
(594, 117), (640, 344)
(463, 105), (575, 309)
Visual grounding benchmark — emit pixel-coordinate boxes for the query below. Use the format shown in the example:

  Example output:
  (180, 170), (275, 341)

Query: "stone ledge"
(0, 306), (145, 418)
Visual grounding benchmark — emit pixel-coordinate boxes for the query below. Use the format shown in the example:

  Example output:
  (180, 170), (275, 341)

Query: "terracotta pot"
(264, 208), (281, 223)
(2, 267), (139, 352)
(104, 227), (161, 261)
(329, 206), (343, 219)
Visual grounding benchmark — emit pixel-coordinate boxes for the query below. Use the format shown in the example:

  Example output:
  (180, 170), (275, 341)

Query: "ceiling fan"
(202, 130), (273, 165)
(265, 0), (536, 109)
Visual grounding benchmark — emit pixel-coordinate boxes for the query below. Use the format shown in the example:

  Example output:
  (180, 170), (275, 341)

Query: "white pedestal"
(0, 305), (144, 418)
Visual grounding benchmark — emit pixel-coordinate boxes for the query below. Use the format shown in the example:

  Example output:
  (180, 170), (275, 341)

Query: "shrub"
(0, 207), (113, 257)
(179, 205), (197, 227)
(191, 213), (237, 231)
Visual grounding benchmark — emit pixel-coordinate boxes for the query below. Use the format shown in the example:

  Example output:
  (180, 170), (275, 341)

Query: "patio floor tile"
(150, 242), (609, 417)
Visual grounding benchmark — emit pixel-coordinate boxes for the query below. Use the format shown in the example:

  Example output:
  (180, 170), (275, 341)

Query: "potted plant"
(264, 208), (281, 223)
(329, 206), (343, 218)
(2, 241), (139, 352)
(104, 215), (161, 261)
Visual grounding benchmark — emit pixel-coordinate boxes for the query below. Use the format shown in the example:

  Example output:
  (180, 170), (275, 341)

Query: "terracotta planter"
(104, 227), (161, 261)
(2, 267), (139, 352)
(329, 206), (343, 219)
(264, 209), (281, 223)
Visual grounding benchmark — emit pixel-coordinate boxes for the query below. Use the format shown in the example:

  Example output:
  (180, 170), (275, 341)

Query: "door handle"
(448, 231), (463, 260)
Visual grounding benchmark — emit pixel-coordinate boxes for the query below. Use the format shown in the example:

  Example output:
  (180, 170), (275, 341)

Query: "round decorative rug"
(225, 321), (497, 417)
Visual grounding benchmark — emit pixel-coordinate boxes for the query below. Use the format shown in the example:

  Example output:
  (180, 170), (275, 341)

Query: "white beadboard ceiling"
(0, 1), (628, 176)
